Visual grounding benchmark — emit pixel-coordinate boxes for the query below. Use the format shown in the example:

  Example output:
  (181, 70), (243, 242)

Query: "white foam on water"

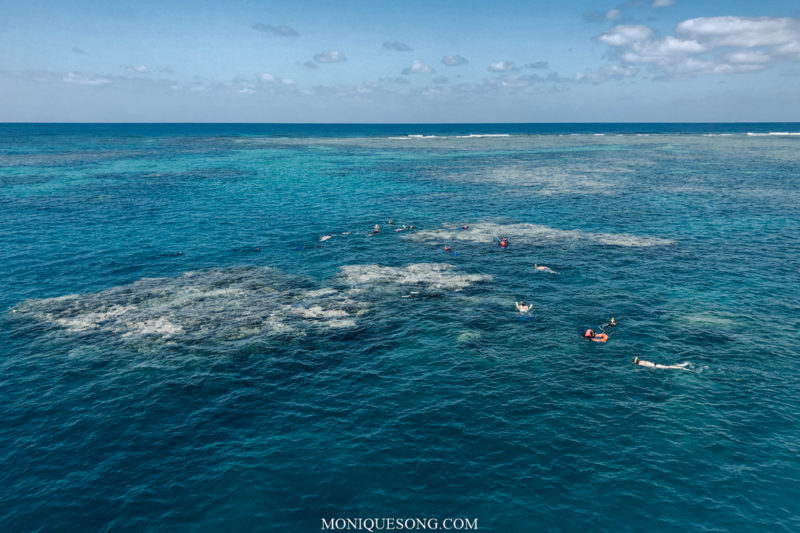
(454, 134), (511, 138)
(404, 222), (675, 247)
(387, 135), (440, 139)
(337, 263), (492, 291)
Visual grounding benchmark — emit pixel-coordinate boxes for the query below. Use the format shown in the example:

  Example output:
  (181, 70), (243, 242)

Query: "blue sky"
(1, 0), (799, 122)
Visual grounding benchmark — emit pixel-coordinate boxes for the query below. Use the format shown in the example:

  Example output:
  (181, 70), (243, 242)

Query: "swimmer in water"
(633, 357), (689, 370)
(388, 219), (393, 225)
(370, 224), (380, 236)
(499, 237), (508, 248)
(583, 329), (608, 342)
(444, 245), (452, 252)
(602, 317), (617, 329)
(320, 235), (333, 242)
(516, 300), (532, 315)
(534, 264), (557, 274)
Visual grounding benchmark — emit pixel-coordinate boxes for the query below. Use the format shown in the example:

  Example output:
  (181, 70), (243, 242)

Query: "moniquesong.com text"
(321, 517), (478, 532)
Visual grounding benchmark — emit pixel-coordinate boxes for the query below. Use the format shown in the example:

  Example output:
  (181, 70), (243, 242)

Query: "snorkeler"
(584, 329), (608, 342)
(601, 317), (617, 330)
(516, 300), (532, 315)
(534, 264), (557, 274)
(633, 357), (689, 370)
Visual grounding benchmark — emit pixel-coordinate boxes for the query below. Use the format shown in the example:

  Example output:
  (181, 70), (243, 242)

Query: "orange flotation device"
(591, 333), (609, 343)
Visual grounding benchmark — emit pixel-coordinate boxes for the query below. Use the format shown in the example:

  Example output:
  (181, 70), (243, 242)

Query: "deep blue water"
(1, 124), (799, 532)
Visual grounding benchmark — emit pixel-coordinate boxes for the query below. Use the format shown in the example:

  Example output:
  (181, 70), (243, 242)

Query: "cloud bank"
(596, 16), (800, 79)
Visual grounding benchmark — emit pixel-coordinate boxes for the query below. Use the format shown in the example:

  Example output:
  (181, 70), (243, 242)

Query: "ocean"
(1, 123), (799, 532)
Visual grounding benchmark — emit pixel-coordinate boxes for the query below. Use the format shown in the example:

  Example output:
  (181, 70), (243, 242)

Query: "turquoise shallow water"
(1, 124), (799, 532)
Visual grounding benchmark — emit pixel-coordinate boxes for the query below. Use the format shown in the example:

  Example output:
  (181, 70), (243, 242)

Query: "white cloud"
(599, 25), (654, 47)
(775, 40), (800, 56)
(652, 0), (674, 7)
(313, 50), (347, 63)
(605, 9), (621, 20)
(126, 65), (148, 73)
(441, 55), (468, 66)
(402, 60), (435, 74)
(596, 16), (800, 79)
(676, 16), (800, 48)
(724, 50), (771, 64)
(63, 72), (112, 85)
(488, 61), (516, 72)
(260, 73), (295, 86)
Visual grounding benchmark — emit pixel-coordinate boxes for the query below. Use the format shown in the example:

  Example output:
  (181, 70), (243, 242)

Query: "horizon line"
(2, 121), (800, 125)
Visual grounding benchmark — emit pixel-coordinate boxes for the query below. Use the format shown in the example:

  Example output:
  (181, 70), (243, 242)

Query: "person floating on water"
(534, 264), (557, 274)
(633, 357), (689, 370)
(499, 237), (508, 249)
(584, 328), (608, 342)
(516, 300), (533, 321)
(320, 235), (333, 242)
(601, 317), (617, 330)
(444, 245), (452, 252)
(459, 225), (469, 230)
